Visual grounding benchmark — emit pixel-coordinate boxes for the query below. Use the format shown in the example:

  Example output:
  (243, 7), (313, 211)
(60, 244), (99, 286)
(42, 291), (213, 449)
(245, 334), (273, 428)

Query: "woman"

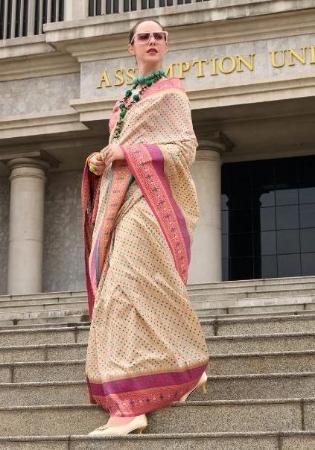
(81, 18), (210, 436)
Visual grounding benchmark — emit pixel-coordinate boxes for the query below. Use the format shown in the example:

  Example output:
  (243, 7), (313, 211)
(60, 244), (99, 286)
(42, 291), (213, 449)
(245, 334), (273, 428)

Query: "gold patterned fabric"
(81, 76), (210, 417)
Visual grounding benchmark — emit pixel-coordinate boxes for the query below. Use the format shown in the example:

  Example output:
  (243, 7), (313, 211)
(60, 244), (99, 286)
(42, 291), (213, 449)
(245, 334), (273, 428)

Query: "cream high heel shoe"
(179, 371), (208, 402)
(88, 413), (148, 436)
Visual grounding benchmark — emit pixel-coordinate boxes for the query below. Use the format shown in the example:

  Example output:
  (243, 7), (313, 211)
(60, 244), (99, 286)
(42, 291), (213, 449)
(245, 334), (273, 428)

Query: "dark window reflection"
(299, 187), (315, 204)
(277, 229), (299, 254)
(301, 253), (315, 275)
(261, 255), (277, 277)
(275, 189), (298, 206)
(260, 207), (276, 231)
(300, 228), (315, 253)
(260, 191), (275, 207)
(300, 204), (315, 228)
(278, 254), (301, 277)
(221, 155), (315, 280)
(261, 231), (276, 255)
(276, 205), (299, 229)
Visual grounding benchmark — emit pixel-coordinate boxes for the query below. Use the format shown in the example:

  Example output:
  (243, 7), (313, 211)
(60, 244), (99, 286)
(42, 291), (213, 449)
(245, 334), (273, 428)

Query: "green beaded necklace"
(113, 69), (167, 140)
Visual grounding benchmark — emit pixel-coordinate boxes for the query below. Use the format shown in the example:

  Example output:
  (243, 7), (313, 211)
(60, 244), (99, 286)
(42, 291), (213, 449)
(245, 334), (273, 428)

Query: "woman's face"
(128, 21), (168, 69)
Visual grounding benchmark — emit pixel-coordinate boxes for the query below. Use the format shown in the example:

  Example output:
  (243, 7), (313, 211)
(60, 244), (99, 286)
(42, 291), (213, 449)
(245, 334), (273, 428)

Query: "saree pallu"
(81, 76), (210, 417)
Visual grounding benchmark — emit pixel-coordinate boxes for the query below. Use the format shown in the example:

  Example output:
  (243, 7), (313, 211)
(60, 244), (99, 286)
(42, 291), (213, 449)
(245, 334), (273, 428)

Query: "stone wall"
(0, 177), (9, 294)
(0, 73), (79, 117)
(42, 170), (85, 292)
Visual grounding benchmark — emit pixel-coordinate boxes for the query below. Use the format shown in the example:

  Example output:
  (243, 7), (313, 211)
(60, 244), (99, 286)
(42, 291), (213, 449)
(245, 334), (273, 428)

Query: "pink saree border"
(86, 361), (208, 416)
(121, 143), (190, 284)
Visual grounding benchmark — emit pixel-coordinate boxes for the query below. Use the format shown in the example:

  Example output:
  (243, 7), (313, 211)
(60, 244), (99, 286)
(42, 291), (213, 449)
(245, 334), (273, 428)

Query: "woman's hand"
(102, 143), (125, 166)
(88, 152), (106, 176)
(88, 144), (125, 176)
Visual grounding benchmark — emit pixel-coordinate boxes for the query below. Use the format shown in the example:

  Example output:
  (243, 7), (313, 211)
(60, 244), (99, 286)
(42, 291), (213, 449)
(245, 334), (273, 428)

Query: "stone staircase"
(0, 276), (315, 449)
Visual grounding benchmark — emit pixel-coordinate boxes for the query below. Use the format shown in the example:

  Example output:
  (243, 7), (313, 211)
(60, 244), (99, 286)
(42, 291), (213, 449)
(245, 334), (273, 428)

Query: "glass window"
(222, 258), (229, 280)
(222, 155), (315, 280)
(229, 211), (253, 233)
(261, 255), (277, 278)
(230, 257), (254, 280)
(278, 254), (301, 277)
(230, 234), (253, 257)
(276, 205), (299, 230)
(260, 191), (275, 207)
(275, 189), (298, 205)
(277, 229), (300, 254)
(274, 158), (299, 185)
(261, 231), (276, 255)
(221, 194), (229, 210)
(260, 207), (276, 231)
(300, 204), (315, 228)
(300, 228), (315, 253)
(301, 253), (315, 275)
(221, 210), (229, 234)
(299, 187), (315, 204)
(222, 234), (229, 259)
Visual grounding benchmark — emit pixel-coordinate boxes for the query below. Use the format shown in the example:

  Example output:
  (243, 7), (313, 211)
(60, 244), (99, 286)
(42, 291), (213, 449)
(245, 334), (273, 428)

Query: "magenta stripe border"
(87, 362), (207, 396)
(146, 144), (191, 263)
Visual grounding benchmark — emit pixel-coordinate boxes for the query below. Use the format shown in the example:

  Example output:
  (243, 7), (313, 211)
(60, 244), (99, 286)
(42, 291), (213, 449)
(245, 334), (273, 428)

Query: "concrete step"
(0, 275), (314, 304)
(0, 325), (89, 347)
(187, 274), (315, 289)
(2, 307), (315, 330)
(1, 294), (314, 312)
(0, 398), (314, 436)
(197, 301), (315, 317)
(1, 332), (315, 364)
(207, 332), (315, 354)
(0, 295), (86, 308)
(0, 371), (314, 407)
(207, 313), (315, 336)
(1, 331), (315, 366)
(1, 289), (315, 316)
(0, 313), (314, 348)
(0, 319), (90, 330)
(0, 300), (87, 314)
(1, 349), (314, 383)
(192, 295), (315, 312)
(1, 431), (315, 450)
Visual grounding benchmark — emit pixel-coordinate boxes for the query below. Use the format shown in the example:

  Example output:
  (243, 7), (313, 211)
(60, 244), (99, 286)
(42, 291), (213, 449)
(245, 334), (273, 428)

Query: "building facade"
(1, 0), (315, 295)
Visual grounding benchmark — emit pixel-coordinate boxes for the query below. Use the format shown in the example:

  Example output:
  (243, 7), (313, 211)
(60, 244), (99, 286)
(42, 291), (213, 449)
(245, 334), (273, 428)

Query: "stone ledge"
(0, 110), (88, 140)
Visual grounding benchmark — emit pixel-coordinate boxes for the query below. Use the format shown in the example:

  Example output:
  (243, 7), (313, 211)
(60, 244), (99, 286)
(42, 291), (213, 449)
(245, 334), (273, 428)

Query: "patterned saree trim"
(86, 361), (208, 416)
(88, 160), (130, 295)
(81, 160), (101, 319)
(82, 159), (130, 319)
(121, 143), (190, 284)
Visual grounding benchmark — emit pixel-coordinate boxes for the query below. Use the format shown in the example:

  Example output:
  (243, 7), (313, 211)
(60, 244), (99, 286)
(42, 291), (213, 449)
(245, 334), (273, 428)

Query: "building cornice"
(0, 34), (52, 60)
(1, 70), (315, 141)
(0, 53), (79, 81)
(1, 3), (315, 77)
(42, 2), (315, 61)
(188, 73), (315, 109)
(0, 110), (88, 140)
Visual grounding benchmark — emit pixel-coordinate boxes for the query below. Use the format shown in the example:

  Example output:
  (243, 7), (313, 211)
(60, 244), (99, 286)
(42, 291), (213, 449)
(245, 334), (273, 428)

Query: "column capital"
(0, 150), (59, 173)
(6, 157), (51, 172)
(196, 130), (234, 154)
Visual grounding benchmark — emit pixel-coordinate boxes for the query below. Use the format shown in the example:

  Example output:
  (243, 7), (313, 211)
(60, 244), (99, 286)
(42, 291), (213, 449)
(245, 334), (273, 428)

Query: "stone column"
(7, 158), (50, 295)
(188, 133), (232, 285)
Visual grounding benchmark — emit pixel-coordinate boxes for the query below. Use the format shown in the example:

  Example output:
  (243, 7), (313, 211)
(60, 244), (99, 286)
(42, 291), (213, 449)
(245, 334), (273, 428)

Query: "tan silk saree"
(81, 76), (209, 417)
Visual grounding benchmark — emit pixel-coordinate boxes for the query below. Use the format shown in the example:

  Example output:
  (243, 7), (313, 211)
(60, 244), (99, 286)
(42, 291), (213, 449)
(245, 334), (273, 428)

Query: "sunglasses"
(130, 31), (168, 45)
